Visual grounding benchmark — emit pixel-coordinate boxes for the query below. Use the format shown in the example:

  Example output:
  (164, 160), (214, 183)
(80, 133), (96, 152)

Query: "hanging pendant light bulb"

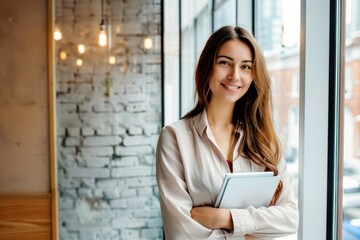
(76, 58), (83, 66)
(109, 56), (116, 64)
(98, 0), (107, 47)
(143, 9), (153, 50)
(77, 44), (86, 54)
(59, 50), (67, 60)
(54, 27), (62, 41)
(144, 36), (153, 50)
(99, 26), (107, 47)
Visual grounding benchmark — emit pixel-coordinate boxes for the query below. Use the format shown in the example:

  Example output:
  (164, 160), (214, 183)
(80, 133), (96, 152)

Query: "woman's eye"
(241, 65), (252, 71)
(219, 61), (230, 66)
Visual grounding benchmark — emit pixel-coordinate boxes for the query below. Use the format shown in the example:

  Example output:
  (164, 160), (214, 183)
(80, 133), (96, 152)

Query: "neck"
(206, 100), (234, 128)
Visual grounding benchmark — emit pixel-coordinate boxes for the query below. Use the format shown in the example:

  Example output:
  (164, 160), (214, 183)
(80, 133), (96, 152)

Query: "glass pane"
(181, 25), (196, 115)
(180, 1), (212, 116)
(342, 0), (360, 239)
(214, 0), (236, 30)
(256, 0), (301, 239)
(195, 8), (212, 60)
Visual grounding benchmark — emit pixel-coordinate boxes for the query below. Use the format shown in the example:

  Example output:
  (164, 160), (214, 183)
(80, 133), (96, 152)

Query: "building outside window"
(256, 1), (300, 239)
(342, 0), (360, 238)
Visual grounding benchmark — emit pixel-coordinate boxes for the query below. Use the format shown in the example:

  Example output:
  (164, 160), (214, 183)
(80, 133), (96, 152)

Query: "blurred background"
(0, 0), (359, 239)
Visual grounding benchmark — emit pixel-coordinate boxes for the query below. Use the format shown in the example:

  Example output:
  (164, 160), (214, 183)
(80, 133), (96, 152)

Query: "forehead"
(217, 39), (253, 60)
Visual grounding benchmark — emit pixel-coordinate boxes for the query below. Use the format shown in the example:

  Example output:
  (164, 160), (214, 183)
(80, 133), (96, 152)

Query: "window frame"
(327, 0), (346, 239)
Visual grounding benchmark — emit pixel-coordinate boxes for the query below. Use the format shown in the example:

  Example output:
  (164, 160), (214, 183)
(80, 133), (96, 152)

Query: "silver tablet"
(214, 172), (280, 208)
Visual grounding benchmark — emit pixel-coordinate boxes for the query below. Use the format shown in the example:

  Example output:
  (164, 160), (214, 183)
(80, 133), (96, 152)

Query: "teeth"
(224, 85), (240, 90)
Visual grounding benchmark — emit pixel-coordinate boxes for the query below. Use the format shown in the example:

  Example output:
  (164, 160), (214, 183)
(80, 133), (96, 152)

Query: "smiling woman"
(156, 26), (299, 240)
(210, 40), (254, 105)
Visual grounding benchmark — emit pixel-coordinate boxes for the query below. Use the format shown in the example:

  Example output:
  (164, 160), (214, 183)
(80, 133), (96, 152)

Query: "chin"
(222, 97), (241, 104)
(227, 94), (245, 102)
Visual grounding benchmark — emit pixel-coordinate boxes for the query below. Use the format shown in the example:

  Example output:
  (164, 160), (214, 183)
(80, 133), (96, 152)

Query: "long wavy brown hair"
(183, 26), (283, 204)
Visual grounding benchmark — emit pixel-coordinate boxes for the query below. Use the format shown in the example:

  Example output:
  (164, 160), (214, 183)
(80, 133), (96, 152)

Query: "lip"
(221, 83), (241, 92)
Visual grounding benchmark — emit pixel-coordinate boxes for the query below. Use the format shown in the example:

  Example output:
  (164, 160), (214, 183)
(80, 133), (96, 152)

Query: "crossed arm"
(191, 206), (233, 230)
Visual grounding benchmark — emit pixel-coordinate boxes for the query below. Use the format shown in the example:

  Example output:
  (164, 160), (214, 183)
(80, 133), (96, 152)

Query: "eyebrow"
(216, 55), (253, 63)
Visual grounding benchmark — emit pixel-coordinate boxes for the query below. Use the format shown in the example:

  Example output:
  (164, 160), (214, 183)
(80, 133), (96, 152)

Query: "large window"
(175, 0), (354, 238)
(342, 0), (360, 239)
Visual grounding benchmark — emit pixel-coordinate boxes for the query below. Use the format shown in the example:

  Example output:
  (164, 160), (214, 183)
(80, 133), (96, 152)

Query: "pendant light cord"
(100, 0), (105, 27)
(101, 0), (104, 20)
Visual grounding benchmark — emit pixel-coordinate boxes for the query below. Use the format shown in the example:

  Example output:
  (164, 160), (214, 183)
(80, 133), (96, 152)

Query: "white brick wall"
(83, 157), (109, 168)
(67, 168), (110, 178)
(56, 0), (162, 239)
(111, 166), (154, 178)
(83, 136), (122, 146)
(115, 145), (153, 156)
(80, 147), (114, 156)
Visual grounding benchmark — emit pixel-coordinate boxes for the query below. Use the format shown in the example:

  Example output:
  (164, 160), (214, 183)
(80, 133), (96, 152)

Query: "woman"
(156, 26), (299, 240)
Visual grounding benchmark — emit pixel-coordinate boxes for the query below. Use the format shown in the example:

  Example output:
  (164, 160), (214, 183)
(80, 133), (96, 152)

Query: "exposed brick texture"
(56, 0), (163, 239)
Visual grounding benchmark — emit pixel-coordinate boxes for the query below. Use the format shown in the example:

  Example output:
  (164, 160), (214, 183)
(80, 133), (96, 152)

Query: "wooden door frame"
(47, 0), (58, 239)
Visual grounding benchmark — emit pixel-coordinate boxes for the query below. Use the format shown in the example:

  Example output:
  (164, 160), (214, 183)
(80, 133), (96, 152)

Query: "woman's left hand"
(190, 206), (233, 230)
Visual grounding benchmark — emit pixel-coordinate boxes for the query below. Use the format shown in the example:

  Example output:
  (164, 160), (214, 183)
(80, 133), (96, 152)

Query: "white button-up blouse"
(156, 110), (299, 240)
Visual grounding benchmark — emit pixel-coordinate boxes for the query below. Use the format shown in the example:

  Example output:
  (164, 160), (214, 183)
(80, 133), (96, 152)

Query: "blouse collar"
(193, 109), (242, 137)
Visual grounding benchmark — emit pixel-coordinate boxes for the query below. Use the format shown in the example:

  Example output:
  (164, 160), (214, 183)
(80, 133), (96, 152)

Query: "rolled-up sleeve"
(156, 126), (225, 240)
(228, 158), (299, 238)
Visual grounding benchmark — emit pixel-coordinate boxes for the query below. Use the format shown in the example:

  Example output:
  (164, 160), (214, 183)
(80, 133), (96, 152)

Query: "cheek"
(244, 75), (253, 86)
(246, 71), (254, 81)
(241, 80), (253, 93)
(247, 78), (254, 86)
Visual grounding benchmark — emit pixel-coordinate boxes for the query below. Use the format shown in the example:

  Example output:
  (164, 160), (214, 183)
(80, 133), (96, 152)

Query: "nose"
(227, 67), (240, 81)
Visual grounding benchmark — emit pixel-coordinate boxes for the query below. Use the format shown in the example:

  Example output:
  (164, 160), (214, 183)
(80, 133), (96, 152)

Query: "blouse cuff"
(229, 208), (258, 235)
